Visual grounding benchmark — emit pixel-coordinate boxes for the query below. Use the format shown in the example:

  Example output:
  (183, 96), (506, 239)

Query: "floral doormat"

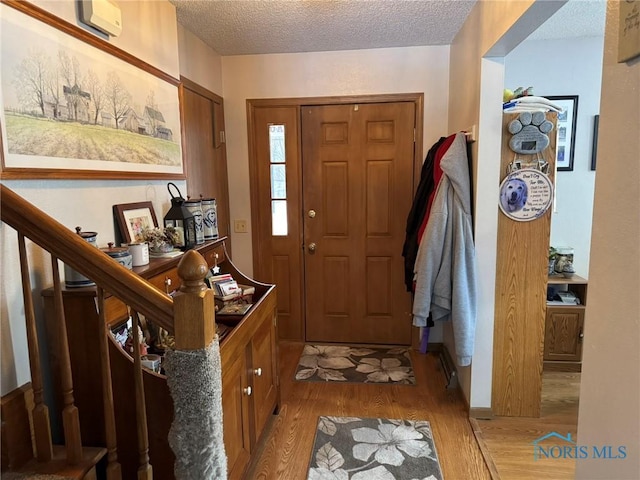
(294, 345), (415, 384)
(307, 416), (443, 480)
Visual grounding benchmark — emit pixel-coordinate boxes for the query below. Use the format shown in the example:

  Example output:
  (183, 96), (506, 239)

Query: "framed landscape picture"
(0, 0), (184, 179)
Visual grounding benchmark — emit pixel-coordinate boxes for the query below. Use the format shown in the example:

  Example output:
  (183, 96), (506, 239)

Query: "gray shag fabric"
(164, 336), (227, 480)
(1, 475), (74, 480)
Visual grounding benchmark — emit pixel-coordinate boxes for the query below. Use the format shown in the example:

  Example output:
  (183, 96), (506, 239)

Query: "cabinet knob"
(243, 386), (252, 396)
(254, 367), (262, 377)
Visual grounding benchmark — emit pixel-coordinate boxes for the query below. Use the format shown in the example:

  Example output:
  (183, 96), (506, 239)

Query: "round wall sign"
(498, 168), (553, 221)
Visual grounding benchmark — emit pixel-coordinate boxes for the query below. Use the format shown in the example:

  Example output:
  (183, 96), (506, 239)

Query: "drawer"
(202, 244), (226, 268)
(148, 268), (180, 295)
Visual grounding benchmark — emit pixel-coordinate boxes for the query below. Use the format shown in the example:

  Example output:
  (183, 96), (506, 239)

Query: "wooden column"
(173, 250), (215, 350)
(492, 112), (557, 417)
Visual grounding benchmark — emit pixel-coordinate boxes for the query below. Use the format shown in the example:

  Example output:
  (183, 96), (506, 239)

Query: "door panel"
(250, 106), (303, 340)
(302, 103), (415, 345)
(181, 81), (230, 239)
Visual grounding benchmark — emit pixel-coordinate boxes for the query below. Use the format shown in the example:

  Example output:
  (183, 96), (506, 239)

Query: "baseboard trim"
(543, 361), (582, 372)
(469, 407), (495, 420)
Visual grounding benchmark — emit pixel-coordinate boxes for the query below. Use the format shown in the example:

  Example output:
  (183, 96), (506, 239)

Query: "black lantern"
(164, 182), (197, 250)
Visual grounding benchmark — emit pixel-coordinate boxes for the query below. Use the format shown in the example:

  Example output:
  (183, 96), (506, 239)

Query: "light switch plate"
(234, 220), (248, 233)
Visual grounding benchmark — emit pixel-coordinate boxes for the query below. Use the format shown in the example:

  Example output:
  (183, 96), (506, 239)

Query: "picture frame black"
(591, 114), (599, 171)
(546, 95), (579, 172)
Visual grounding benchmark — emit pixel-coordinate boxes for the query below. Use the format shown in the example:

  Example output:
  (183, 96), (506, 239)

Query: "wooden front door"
(301, 103), (415, 344)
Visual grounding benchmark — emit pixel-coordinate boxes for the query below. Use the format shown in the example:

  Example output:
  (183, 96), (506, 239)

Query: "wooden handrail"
(0, 184), (173, 330)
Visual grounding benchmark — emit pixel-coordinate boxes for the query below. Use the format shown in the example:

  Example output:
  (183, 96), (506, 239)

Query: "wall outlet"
(234, 219), (248, 233)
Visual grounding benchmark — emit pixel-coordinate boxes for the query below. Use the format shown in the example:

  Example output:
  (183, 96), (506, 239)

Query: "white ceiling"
(170, 0), (606, 57)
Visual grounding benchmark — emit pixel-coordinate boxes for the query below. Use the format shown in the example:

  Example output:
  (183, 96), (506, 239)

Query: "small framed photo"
(114, 202), (158, 244)
(546, 95), (579, 172)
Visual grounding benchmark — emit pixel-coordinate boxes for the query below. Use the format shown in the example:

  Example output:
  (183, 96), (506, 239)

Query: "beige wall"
(178, 24), (223, 94)
(0, 1), (217, 395)
(221, 46), (451, 277)
(576, 1), (640, 477)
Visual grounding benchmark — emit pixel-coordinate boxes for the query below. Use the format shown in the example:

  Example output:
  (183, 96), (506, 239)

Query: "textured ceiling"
(170, 0), (606, 57)
(528, 0), (606, 40)
(170, 0), (476, 55)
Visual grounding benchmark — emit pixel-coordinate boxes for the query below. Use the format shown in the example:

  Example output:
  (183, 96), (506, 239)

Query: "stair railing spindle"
(96, 287), (122, 480)
(18, 234), (53, 462)
(131, 309), (153, 480)
(50, 254), (83, 464)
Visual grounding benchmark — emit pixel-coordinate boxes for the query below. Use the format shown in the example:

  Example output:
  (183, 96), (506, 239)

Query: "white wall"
(178, 24), (223, 94)
(0, 1), (218, 395)
(576, 1), (640, 477)
(505, 37), (604, 277)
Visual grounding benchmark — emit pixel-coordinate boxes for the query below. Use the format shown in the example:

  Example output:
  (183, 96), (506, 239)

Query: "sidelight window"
(269, 124), (288, 236)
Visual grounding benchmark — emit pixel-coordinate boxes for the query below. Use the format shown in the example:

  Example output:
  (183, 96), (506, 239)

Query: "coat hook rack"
(463, 125), (477, 143)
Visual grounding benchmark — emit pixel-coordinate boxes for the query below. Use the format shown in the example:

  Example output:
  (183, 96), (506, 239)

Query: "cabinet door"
(544, 307), (585, 362)
(250, 308), (278, 444)
(222, 351), (251, 480)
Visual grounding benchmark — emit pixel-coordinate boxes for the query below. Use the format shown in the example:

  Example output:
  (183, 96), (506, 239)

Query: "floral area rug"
(294, 345), (415, 384)
(307, 416), (443, 480)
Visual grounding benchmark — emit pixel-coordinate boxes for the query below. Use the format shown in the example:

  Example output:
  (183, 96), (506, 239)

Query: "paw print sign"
(508, 111), (554, 155)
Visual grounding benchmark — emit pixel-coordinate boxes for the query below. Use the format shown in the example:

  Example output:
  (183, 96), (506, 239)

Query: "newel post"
(165, 250), (227, 479)
(173, 250), (215, 350)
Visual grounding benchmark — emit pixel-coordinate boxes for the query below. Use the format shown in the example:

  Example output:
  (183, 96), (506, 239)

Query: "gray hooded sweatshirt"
(412, 133), (477, 366)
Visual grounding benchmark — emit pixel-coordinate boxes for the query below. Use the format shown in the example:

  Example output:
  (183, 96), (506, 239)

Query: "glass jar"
(554, 246), (574, 274)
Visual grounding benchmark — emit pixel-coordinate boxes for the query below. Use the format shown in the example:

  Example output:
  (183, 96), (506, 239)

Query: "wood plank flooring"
(474, 372), (581, 480)
(246, 341), (491, 479)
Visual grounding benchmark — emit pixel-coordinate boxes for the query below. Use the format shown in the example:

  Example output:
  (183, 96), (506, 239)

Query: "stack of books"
(208, 273), (241, 297)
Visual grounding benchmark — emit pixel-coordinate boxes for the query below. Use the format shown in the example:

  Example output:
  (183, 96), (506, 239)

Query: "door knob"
(308, 209), (316, 218)
(308, 242), (317, 253)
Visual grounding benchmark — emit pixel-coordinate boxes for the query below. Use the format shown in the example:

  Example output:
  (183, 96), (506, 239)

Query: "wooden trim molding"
(469, 418), (502, 480)
(469, 407), (495, 420)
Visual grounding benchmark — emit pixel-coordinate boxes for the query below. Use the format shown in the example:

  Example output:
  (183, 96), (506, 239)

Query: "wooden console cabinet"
(42, 238), (279, 480)
(544, 275), (588, 372)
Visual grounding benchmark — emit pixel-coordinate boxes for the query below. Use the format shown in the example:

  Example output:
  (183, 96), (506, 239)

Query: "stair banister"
(0, 184), (173, 330)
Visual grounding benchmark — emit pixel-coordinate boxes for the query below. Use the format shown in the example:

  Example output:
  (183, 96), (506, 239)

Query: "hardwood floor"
(474, 372), (581, 480)
(247, 341), (491, 479)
